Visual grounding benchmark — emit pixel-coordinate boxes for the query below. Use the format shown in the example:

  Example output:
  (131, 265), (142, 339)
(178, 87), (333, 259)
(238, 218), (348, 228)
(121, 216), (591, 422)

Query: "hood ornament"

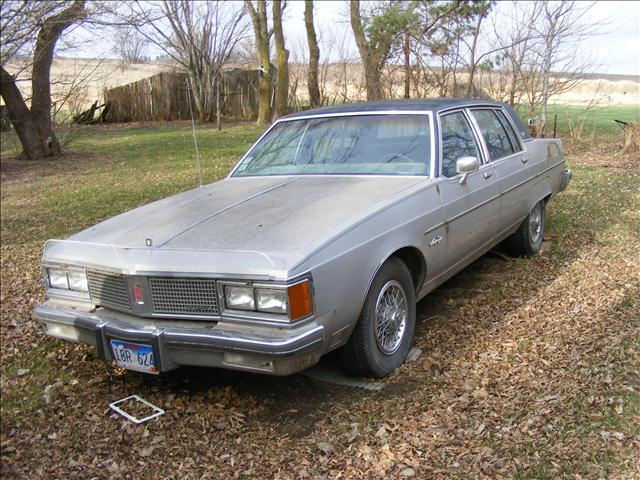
(145, 238), (153, 247)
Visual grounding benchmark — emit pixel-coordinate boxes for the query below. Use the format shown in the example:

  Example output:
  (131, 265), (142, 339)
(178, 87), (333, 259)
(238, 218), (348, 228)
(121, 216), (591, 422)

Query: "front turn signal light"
(287, 280), (312, 321)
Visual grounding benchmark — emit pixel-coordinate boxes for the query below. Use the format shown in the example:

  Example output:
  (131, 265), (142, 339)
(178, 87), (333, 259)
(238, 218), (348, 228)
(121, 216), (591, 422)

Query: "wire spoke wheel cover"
(528, 202), (543, 244)
(374, 280), (408, 355)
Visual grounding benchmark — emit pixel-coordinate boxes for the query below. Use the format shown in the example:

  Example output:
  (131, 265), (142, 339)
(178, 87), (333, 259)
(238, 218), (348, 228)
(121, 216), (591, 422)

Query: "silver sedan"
(34, 99), (571, 378)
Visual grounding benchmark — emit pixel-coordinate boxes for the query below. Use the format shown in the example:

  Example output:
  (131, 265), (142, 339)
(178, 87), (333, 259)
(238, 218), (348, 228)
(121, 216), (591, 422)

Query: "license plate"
(110, 340), (158, 374)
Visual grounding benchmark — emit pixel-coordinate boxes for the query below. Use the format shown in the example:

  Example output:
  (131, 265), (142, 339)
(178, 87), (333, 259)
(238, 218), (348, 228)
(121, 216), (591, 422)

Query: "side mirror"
(456, 156), (479, 184)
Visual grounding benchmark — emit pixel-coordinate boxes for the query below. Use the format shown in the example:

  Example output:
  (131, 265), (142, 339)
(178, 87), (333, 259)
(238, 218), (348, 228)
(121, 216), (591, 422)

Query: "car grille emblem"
(134, 285), (144, 304)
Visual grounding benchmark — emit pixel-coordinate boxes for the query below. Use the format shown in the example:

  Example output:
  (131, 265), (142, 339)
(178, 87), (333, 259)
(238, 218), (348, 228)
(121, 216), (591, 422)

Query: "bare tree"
(114, 25), (148, 64)
(0, 0), (87, 159)
(483, 2), (543, 106)
(272, 0), (289, 119)
(304, 0), (321, 108)
(462, 1), (492, 96)
(127, 0), (247, 122)
(245, 0), (272, 125)
(536, 1), (596, 134)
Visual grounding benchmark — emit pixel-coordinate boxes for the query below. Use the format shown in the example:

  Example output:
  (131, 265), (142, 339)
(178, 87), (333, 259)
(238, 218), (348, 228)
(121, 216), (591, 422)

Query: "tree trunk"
(305, 0), (321, 108)
(0, 66), (42, 159)
(540, 7), (558, 137)
(363, 61), (383, 101)
(350, 0), (383, 101)
(245, 1), (272, 126)
(466, 18), (481, 97)
(272, 0), (289, 119)
(403, 33), (410, 99)
(0, 0), (86, 159)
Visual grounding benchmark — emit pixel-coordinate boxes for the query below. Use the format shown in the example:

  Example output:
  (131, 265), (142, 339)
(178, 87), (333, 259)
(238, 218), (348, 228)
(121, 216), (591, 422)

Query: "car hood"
(46, 176), (426, 278)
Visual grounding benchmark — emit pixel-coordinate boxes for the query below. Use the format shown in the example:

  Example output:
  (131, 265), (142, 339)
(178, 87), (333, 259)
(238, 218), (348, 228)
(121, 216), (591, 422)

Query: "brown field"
(3, 57), (639, 113)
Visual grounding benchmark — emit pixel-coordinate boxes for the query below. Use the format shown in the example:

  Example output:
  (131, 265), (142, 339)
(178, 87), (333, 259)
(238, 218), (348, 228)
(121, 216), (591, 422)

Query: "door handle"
(483, 171), (493, 179)
(521, 157), (529, 164)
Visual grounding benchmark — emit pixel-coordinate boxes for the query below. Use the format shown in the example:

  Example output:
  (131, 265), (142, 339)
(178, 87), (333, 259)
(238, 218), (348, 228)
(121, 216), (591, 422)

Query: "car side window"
(495, 109), (523, 153)
(440, 112), (481, 178)
(471, 109), (516, 160)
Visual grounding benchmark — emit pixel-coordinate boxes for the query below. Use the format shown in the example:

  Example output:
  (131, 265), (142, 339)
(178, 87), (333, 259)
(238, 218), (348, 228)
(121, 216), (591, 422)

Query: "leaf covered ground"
(1, 124), (638, 479)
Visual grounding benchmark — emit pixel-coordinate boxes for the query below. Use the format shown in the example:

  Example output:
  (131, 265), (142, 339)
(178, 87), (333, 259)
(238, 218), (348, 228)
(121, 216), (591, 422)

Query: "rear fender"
(528, 177), (552, 211)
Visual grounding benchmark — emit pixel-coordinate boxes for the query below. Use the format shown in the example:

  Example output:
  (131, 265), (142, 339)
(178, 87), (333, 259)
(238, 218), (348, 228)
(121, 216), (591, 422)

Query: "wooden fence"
(103, 69), (259, 122)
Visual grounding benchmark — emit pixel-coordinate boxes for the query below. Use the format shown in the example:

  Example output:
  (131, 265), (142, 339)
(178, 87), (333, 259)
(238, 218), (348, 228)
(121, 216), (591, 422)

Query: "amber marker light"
(287, 280), (312, 321)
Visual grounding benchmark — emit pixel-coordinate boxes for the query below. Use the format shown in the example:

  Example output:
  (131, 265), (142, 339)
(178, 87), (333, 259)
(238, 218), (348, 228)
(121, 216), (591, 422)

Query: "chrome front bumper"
(33, 301), (326, 375)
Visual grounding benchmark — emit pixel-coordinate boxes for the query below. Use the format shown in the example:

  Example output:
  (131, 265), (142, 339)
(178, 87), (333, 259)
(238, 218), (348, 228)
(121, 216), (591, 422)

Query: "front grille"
(87, 270), (131, 311)
(149, 278), (219, 316)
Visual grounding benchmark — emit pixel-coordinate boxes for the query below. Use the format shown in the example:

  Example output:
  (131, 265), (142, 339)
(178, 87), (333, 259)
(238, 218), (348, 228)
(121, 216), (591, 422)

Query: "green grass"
(1, 122), (263, 246)
(515, 104), (640, 137)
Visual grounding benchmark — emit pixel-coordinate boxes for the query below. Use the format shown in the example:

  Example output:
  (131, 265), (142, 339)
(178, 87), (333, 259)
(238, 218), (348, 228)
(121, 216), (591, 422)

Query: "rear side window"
(471, 109), (516, 160)
(440, 112), (481, 178)
(495, 109), (522, 153)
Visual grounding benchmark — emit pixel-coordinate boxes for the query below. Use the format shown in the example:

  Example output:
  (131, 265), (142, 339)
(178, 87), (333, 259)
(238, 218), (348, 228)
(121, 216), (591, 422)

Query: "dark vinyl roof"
(282, 98), (532, 140)
(283, 98), (503, 118)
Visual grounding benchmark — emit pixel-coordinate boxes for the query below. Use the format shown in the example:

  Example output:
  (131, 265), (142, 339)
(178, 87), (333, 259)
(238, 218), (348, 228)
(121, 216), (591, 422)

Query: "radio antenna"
(186, 77), (202, 187)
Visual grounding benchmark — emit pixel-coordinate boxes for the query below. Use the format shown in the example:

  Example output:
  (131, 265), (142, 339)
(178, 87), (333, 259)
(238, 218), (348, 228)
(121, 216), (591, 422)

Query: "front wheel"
(506, 199), (546, 256)
(340, 257), (416, 378)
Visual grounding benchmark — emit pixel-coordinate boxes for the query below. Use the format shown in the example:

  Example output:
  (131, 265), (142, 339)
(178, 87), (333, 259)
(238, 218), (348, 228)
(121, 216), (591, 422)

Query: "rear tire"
(340, 257), (416, 378)
(506, 199), (546, 257)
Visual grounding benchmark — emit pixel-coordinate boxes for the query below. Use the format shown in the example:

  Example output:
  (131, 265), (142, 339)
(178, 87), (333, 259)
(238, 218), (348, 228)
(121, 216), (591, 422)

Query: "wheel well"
(390, 247), (426, 293)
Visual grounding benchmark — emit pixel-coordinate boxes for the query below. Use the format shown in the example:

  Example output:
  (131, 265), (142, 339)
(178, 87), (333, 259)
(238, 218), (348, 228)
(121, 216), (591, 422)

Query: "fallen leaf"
(139, 446), (155, 458)
(316, 441), (335, 455)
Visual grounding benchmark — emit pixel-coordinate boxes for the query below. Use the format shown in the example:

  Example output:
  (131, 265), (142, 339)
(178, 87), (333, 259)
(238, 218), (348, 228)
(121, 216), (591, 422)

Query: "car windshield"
(232, 114), (432, 177)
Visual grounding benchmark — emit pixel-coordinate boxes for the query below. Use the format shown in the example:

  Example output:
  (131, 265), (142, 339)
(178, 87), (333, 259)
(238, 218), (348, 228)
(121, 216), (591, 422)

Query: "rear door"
(469, 108), (534, 230)
(436, 110), (501, 274)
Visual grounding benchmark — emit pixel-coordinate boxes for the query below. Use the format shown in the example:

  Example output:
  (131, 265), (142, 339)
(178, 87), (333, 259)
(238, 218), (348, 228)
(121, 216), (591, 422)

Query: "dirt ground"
(1, 138), (638, 479)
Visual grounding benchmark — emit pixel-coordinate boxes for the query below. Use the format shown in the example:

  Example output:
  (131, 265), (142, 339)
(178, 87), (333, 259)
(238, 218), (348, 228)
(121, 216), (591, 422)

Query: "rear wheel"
(341, 257), (416, 378)
(506, 199), (546, 256)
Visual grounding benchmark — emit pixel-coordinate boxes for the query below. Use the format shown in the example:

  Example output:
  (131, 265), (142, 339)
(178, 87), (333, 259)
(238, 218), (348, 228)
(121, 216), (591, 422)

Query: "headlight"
(67, 270), (89, 291)
(256, 288), (287, 314)
(46, 267), (88, 292)
(222, 278), (313, 322)
(48, 268), (69, 289)
(224, 285), (255, 310)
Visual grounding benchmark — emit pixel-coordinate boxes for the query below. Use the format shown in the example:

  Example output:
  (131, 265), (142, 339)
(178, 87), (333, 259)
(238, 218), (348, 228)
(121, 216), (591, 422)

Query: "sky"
(73, 0), (640, 77)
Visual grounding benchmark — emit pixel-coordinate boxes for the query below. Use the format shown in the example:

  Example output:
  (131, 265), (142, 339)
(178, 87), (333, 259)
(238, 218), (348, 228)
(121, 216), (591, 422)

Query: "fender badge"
(429, 235), (443, 247)
(146, 238), (153, 247)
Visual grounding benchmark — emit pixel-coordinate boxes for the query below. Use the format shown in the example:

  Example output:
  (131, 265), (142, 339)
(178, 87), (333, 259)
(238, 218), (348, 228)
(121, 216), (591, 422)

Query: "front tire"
(506, 199), (546, 256)
(340, 257), (416, 378)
